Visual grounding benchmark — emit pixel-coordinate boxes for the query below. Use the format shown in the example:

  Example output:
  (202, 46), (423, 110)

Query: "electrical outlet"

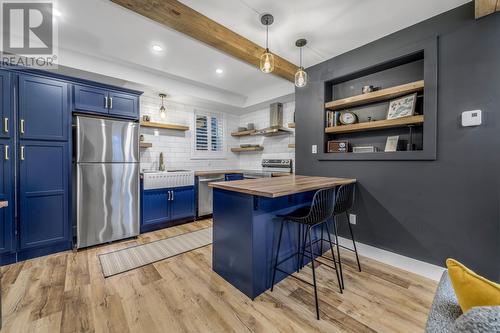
(349, 214), (357, 225)
(312, 145), (318, 154)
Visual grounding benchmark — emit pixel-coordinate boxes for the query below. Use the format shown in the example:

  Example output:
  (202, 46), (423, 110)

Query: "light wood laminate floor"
(1, 219), (437, 333)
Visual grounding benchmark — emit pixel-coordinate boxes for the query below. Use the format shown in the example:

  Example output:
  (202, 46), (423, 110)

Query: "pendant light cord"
(266, 25), (269, 50)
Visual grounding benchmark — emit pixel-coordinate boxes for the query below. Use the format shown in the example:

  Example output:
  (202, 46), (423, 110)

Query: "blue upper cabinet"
(0, 140), (13, 254)
(0, 71), (12, 139)
(73, 84), (139, 120)
(170, 187), (195, 221)
(18, 75), (69, 141)
(18, 141), (69, 250)
(74, 84), (109, 115)
(108, 90), (139, 119)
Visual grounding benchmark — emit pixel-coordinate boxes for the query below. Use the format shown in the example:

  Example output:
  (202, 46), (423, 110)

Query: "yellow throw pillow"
(446, 258), (500, 313)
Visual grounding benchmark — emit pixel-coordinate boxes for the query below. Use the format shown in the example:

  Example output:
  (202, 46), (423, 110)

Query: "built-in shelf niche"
(320, 39), (438, 161)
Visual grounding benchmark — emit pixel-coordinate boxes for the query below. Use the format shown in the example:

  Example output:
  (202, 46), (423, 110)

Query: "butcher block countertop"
(0, 201), (8, 208)
(209, 175), (356, 198)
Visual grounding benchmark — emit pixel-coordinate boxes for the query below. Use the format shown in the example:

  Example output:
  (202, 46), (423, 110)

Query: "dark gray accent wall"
(296, 3), (500, 280)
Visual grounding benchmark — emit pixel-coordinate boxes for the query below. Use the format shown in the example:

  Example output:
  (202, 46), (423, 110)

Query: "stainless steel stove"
(242, 159), (293, 179)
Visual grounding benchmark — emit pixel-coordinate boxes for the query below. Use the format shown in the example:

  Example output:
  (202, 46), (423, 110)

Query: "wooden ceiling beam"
(475, 0), (500, 19)
(110, 0), (298, 82)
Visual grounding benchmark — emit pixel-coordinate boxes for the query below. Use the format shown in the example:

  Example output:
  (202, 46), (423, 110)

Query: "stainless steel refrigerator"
(75, 116), (139, 248)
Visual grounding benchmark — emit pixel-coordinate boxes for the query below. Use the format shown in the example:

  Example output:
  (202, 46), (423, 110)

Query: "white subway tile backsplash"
(140, 96), (295, 172)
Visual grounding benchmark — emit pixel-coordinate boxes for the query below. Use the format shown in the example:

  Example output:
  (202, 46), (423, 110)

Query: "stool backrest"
(303, 187), (336, 224)
(334, 183), (355, 215)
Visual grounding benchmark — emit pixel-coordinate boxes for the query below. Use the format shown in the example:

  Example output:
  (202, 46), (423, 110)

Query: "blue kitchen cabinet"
(108, 90), (139, 119)
(0, 71), (12, 138)
(142, 188), (170, 228)
(18, 141), (70, 250)
(18, 75), (69, 141)
(225, 173), (244, 181)
(73, 85), (139, 119)
(170, 186), (195, 221)
(141, 186), (195, 233)
(73, 84), (109, 115)
(0, 140), (13, 255)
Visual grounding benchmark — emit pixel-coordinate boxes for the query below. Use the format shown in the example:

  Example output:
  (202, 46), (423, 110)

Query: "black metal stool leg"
(332, 216), (344, 290)
(346, 212), (361, 272)
(325, 221), (343, 294)
(300, 224), (308, 269)
(296, 224), (302, 273)
(307, 226), (320, 320)
(271, 219), (285, 292)
(319, 224), (324, 255)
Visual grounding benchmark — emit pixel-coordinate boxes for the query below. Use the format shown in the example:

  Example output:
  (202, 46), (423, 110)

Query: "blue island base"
(212, 188), (328, 300)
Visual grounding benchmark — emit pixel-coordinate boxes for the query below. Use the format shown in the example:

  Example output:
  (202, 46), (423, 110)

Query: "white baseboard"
(337, 236), (445, 281)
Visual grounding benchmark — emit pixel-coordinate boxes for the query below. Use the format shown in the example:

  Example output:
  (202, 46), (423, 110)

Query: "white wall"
(139, 95), (295, 172)
(139, 94), (240, 172)
(238, 102), (296, 171)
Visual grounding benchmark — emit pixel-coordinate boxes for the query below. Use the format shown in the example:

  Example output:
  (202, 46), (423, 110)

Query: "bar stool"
(330, 183), (361, 290)
(270, 188), (342, 320)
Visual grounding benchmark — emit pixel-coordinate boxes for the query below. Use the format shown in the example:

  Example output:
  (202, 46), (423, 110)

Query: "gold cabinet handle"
(109, 97), (113, 109)
(4, 145), (9, 161)
(20, 146), (25, 161)
(20, 119), (25, 134)
(4, 118), (8, 133)
(104, 96), (108, 109)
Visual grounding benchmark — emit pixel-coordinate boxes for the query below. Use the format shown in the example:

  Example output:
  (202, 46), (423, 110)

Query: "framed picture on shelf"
(387, 93), (417, 120)
(385, 136), (399, 152)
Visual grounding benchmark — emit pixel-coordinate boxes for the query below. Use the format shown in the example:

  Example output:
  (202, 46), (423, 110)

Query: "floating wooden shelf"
(140, 142), (153, 148)
(288, 123), (296, 128)
(231, 146), (264, 153)
(325, 115), (424, 134)
(231, 129), (257, 137)
(288, 144), (296, 149)
(325, 80), (424, 111)
(140, 121), (189, 131)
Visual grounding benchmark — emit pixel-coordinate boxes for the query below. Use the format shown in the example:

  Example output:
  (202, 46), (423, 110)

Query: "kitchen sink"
(143, 171), (194, 190)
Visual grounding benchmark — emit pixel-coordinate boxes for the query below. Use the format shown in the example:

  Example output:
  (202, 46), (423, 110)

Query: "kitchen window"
(192, 110), (225, 159)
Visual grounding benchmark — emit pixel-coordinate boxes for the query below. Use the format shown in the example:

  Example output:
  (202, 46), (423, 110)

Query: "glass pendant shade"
(295, 67), (307, 88)
(260, 49), (275, 73)
(159, 93), (167, 119)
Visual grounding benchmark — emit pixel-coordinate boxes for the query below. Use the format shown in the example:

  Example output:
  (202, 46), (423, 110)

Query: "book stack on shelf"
(325, 111), (339, 128)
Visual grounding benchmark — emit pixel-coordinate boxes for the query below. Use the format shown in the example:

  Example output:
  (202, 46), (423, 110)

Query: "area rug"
(99, 227), (212, 277)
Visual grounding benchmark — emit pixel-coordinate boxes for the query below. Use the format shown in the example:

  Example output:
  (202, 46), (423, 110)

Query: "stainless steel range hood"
(253, 102), (293, 136)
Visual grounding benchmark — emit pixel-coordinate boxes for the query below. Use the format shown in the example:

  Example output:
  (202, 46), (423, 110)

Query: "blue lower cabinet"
(170, 187), (195, 221)
(141, 186), (195, 233)
(225, 173), (244, 181)
(18, 141), (71, 256)
(142, 188), (170, 229)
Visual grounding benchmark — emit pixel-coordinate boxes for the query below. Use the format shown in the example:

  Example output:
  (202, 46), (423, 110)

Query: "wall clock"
(339, 112), (358, 125)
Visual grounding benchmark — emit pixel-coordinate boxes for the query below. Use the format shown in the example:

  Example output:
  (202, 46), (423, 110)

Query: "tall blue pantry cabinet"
(0, 71), (14, 260)
(0, 70), (72, 264)
(0, 67), (141, 265)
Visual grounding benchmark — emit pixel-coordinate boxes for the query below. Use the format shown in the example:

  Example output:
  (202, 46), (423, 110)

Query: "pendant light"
(295, 39), (308, 88)
(159, 93), (167, 120)
(260, 14), (275, 74)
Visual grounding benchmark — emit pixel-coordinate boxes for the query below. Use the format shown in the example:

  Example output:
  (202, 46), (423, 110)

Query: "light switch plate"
(462, 110), (482, 127)
(349, 214), (357, 225)
(312, 145), (317, 154)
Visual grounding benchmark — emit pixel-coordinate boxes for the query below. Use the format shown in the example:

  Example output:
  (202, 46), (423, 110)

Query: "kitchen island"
(210, 175), (356, 299)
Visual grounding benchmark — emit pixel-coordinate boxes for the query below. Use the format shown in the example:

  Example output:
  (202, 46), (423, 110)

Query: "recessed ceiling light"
(152, 44), (163, 52)
(215, 68), (224, 75)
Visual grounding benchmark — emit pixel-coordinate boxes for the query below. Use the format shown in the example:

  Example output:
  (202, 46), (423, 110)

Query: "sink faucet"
(159, 152), (166, 171)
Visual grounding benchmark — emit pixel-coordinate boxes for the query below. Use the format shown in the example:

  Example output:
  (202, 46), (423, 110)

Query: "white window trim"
(191, 109), (227, 160)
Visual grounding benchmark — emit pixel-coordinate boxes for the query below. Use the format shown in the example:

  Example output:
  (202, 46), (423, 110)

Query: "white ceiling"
(54, 0), (469, 109)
